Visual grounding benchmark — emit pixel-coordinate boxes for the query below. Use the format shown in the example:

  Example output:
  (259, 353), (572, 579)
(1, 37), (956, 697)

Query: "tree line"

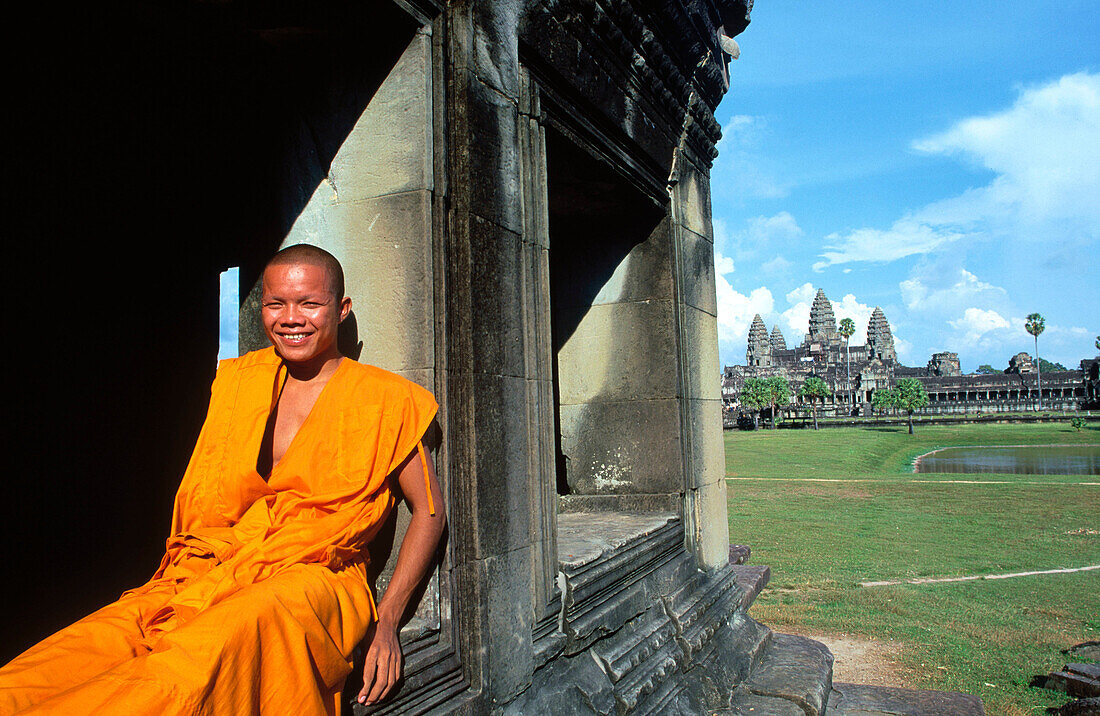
(737, 376), (930, 434)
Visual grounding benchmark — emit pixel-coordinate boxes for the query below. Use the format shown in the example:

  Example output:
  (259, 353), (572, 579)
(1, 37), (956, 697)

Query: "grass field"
(725, 423), (1100, 715)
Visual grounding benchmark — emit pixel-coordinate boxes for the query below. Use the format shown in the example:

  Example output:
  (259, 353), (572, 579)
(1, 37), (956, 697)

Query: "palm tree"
(838, 318), (855, 414)
(1025, 313), (1045, 411)
(798, 376), (831, 430)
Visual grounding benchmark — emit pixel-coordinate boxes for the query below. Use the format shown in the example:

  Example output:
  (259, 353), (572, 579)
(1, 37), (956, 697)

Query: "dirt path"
(785, 630), (914, 688)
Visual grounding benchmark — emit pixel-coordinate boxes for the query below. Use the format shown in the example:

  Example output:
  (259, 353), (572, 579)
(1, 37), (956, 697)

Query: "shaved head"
(264, 244), (345, 300)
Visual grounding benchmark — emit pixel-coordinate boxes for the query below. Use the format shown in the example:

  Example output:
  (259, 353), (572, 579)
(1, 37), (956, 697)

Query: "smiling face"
(261, 261), (351, 371)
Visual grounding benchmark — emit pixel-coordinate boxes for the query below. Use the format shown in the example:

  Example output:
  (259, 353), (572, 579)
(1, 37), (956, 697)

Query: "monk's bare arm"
(357, 446), (446, 706)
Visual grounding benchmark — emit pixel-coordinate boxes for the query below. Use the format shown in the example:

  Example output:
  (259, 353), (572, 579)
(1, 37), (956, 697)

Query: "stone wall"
(727, 291), (1090, 421)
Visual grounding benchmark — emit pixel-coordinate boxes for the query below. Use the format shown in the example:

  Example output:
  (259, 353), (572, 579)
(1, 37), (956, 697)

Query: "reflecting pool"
(914, 445), (1100, 475)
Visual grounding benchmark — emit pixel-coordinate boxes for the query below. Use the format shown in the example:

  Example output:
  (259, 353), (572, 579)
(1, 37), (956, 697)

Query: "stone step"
(730, 564), (770, 610)
(1042, 665), (1100, 699)
(726, 633), (834, 716)
(826, 682), (985, 715)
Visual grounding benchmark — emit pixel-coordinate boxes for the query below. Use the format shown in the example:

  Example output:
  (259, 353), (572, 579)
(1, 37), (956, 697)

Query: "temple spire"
(807, 288), (837, 341)
(866, 306), (896, 362)
(747, 314), (772, 366)
(770, 324), (786, 351)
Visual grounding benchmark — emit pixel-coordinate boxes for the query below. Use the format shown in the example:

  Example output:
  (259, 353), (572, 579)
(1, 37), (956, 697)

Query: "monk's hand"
(358, 621), (403, 706)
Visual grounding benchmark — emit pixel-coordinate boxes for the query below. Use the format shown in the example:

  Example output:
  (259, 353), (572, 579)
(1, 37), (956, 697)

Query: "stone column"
(445, 2), (536, 707)
(671, 162), (730, 571)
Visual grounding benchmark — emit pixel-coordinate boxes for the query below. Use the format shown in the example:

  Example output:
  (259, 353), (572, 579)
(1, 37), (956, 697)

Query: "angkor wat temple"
(723, 289), (1094, 419)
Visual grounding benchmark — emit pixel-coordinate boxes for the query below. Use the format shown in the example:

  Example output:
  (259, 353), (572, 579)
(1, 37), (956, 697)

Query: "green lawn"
(726, 423), (1100, 716)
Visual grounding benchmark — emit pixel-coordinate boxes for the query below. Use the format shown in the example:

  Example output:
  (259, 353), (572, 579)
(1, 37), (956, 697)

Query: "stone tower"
(1006, 352), (1036, 374)
(770, 324), (787, 351)
(928, 352), (961, 377)
(866, 307), (897, 362)
(747, 314), (772, 367)
(807, 289), (837, 342)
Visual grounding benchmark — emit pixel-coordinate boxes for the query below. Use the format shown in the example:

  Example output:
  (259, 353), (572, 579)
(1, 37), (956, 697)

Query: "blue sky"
(218, 267), (239, 362)
(711, 0), (1099, 372)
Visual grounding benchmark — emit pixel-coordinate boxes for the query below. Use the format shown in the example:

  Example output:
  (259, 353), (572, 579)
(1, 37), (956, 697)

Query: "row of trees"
(869, 378), (930, 435)
(739, 376), (931, 434)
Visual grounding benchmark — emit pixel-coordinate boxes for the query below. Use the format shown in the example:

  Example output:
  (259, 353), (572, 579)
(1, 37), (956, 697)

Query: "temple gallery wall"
(5, 0), (950, 713)
(723, 289), (1092, 421)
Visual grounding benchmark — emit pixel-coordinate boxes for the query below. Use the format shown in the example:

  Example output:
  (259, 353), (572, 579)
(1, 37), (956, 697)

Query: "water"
(914, 445), (1100, 475)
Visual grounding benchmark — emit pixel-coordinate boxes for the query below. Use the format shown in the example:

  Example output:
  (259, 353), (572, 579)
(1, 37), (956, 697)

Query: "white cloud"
(814, 72), (1100, 271)
(715, 251), (736, 275)
(893, 334), (914, 363)
(743, 211), (803, 245)
(832, 294), (874, 345)
(780, 283), (813, 339)
(761, 255), (792, 273)
(937, 308), (1092, 368)
(786, 282), (816, 305)
(949, 307), (1013, 344)
(779, 285), (876, 346)
(780, 303), (810, 342)
(715, 276), (774, 343)
(719, 211), (805, 265)
(899, 269), (1008, 313)
(713, 217), (735, 251)
(813, 219), (969, 271)
(914, 72), (1100, 227)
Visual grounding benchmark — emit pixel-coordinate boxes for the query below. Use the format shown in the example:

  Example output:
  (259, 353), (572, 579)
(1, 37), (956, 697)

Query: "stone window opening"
(544, 126), (671, 504)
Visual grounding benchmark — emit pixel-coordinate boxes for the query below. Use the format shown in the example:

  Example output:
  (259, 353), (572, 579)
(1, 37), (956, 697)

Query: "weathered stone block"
(678, 227), (718, 316)
(689, 477), (730, 569)
(389, 368), (436, 395)
(504, 649), (616, 715)
(740, 633), (834, 716)
(468, 216), (525, 377)
(451, 1), (520, 100)
(452, 71), (523, 234)
(687, 397), (726, 489)
(730, 565), (771, 610)
(557, 300), (678, 405)
(558, 399), (682, 494)
(469, 373), (532, 561)
(483, 546), (535, 707)
(553, 219), (673, 310)
(591, 603), (684, 712)
(827, 682), (986, 715)
(519, 6), (679, 180)
(556, 512), (679, 567)
(676, 165), (713, 239)
(561, 534), (694, 655)
(681, 306), (722, 400)
(450, 548), (536, 709)
(327, 31), (432, 202)
(724, 692), (806, 715)
(558, 493), (681, 513)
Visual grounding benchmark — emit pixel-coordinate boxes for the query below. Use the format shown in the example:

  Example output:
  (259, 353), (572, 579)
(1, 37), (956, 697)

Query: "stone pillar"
(672, 163), (730, 571)
(445, 2), (537, 707)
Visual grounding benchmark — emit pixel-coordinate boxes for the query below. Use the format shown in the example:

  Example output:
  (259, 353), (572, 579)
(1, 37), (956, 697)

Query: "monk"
(0, 244), (445, 714)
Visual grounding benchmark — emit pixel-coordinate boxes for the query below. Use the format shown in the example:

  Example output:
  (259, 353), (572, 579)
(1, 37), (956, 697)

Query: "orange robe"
(0, 347), (438, 715)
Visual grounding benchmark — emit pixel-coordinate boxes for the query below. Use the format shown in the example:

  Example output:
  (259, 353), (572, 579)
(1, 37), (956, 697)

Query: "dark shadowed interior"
(4, 0), (418, 660)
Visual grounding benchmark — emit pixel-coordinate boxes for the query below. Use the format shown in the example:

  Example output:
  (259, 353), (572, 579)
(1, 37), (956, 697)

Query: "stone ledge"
(731, 564), (771, 610)
(735, 633), (834, 716)
(826, 682), (985, 715)
(722, 692), (808, 715)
